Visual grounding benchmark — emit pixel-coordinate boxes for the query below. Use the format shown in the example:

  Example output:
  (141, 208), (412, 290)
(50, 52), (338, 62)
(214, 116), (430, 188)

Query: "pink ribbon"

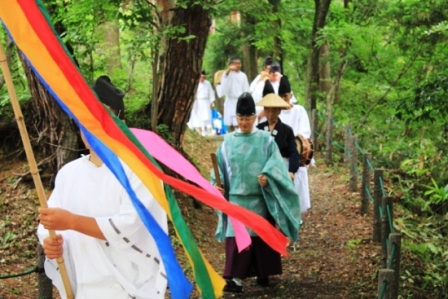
(130, 128), (251, 251)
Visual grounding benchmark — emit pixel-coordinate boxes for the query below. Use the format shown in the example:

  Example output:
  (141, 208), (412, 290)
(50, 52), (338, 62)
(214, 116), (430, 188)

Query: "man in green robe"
(212, 92), (301, 293)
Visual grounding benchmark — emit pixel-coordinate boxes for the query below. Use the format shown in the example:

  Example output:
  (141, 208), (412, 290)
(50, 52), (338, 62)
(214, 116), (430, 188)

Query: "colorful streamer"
(0, 0), (290, 298)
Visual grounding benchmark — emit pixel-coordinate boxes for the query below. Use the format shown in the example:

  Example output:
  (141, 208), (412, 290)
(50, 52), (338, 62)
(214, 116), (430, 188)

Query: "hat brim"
(256, 94), (290, 109)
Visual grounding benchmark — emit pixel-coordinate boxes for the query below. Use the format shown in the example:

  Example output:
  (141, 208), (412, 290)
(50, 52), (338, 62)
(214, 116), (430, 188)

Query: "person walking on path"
(249, 56), (273, 94)
(188, 70), (216, 136)
(219, 56), (250, 131)
(212, 92), (301, 294)
(278, 75), (312, 215)
(256, 93), (300, 182)
(37, 76), (168, 299)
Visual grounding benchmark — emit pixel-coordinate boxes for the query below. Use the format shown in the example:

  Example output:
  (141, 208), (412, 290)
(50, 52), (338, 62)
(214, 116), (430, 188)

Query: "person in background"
(37, 76), (168, 299)
(212, 92), (301, 294)
(219, 56), (250, 131)
(188, 70), (216, 136)
(278, 75), (312, 217)
(249, 56), (274, 94)
(256, 93), (300, 182)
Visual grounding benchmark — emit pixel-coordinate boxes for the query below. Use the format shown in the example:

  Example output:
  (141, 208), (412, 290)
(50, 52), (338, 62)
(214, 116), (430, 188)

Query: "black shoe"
(223, 279), (243, 293)
(256, 277), (269, 287)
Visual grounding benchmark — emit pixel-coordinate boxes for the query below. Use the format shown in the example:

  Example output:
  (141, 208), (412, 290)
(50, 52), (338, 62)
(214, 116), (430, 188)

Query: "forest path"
(181, 133), (379, 299)
(0, 133), (378, 298)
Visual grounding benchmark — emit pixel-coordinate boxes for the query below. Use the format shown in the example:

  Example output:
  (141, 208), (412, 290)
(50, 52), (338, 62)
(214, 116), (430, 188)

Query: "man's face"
(264, 107), (281, 123)
(199, 74), (206, 82)
(237, 115), (255, 133)
(232, 60), (242, 72)
(269, 72), (281, 83)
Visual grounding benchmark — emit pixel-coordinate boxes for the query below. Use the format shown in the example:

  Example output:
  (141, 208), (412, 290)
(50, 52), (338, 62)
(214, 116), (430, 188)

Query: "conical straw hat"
(256, 93), (290, 108)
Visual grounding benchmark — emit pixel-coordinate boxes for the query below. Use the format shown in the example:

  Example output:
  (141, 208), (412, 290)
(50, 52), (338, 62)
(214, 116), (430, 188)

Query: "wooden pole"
(0, 42), (74, 299)
(349, 135), (358, 192)
(378, 269), (394, 299)
(387, 233), (402, 299)
(373, 169), (384, 243)
(360, 153), (372, 215)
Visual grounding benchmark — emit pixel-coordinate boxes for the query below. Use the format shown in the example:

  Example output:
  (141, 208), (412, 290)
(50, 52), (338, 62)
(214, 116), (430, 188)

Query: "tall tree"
(153, 1), (212, 147)
(305, 0), (331, 111)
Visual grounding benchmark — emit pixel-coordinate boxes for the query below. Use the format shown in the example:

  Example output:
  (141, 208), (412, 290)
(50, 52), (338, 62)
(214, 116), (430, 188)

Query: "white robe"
(37, 155), (168, 299)
(280, 105), (312, 212)
(220, 71), (249, 126)
(188, 80), (215, 129)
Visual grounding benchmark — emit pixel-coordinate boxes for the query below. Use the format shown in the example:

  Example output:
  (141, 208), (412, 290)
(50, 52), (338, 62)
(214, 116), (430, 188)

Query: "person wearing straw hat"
(256, 93), (300, 182)
(212, 92), (301, 293)
(37, 76), (168, 299)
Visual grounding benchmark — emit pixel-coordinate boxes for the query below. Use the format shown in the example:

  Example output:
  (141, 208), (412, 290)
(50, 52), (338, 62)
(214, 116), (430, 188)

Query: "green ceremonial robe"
(213, 129), (301, 242)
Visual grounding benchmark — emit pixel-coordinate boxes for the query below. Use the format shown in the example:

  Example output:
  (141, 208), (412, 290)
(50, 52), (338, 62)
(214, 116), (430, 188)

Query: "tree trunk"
(156, 3), (211, 147)
(269, 0), (283, 69)
(151, 0), (175, 132)
(97, 21), (122, 76)
(241, 15), (258, 81)
(20, 56), (81, 184)
(305, 0), (332, 111)
(319, 40), (331, 94)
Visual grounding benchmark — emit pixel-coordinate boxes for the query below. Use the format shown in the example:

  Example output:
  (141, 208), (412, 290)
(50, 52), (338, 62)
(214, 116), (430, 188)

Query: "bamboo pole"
(0, 42), (74, 299)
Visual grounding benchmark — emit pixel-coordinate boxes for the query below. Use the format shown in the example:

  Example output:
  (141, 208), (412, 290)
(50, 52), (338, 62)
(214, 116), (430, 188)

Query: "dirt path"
(183, 158), (378, 299)
(0, 134), (378, 298)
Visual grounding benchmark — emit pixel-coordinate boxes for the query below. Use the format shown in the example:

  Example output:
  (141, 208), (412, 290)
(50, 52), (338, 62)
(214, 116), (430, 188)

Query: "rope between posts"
(366, 158), (375, 172)
(387, 243), (396, 269)
(379, 280), (388, 299)
(387, 204), (395, 233)
(0, 265), (38, 279)
(354, 140), (365, 156)
(365, 184), (375, 203)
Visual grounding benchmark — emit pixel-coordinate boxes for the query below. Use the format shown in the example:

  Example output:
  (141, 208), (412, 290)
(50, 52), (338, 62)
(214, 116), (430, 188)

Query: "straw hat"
(256, 93), (290, 108)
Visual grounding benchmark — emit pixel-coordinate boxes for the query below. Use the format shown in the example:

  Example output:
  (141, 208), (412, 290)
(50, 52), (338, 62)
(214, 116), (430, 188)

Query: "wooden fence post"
(360, 153), (372, 215)
(349, 135), (358, 192)
(387, 233), (402, 299)
(344, 124), (352, 165)
(311, 109), (318, 152)
(373, 169), (384, 243)
(378, 269), (394, 299)
(381, 196), (393, 268)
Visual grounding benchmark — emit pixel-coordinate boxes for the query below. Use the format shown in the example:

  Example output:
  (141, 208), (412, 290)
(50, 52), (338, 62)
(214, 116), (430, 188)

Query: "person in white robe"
(220, 56), (250, 131)
(278, 75), (312, 215)
(249, 56), (273, 94)
(188, 70), (216, 136)
(37, 76), (168, 299)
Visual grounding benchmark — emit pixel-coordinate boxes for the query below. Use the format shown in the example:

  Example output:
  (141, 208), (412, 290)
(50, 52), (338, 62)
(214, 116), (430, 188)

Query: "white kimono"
(37, 155), (168, 299)
(188, 80), (215, 131)
(220, 71), (249, 126)
(280, 105), (312, 212)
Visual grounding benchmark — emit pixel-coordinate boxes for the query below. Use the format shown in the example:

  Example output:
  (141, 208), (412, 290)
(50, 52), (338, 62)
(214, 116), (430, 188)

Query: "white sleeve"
(297, 106), (312, 138)
(207, 81), (216, 103)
